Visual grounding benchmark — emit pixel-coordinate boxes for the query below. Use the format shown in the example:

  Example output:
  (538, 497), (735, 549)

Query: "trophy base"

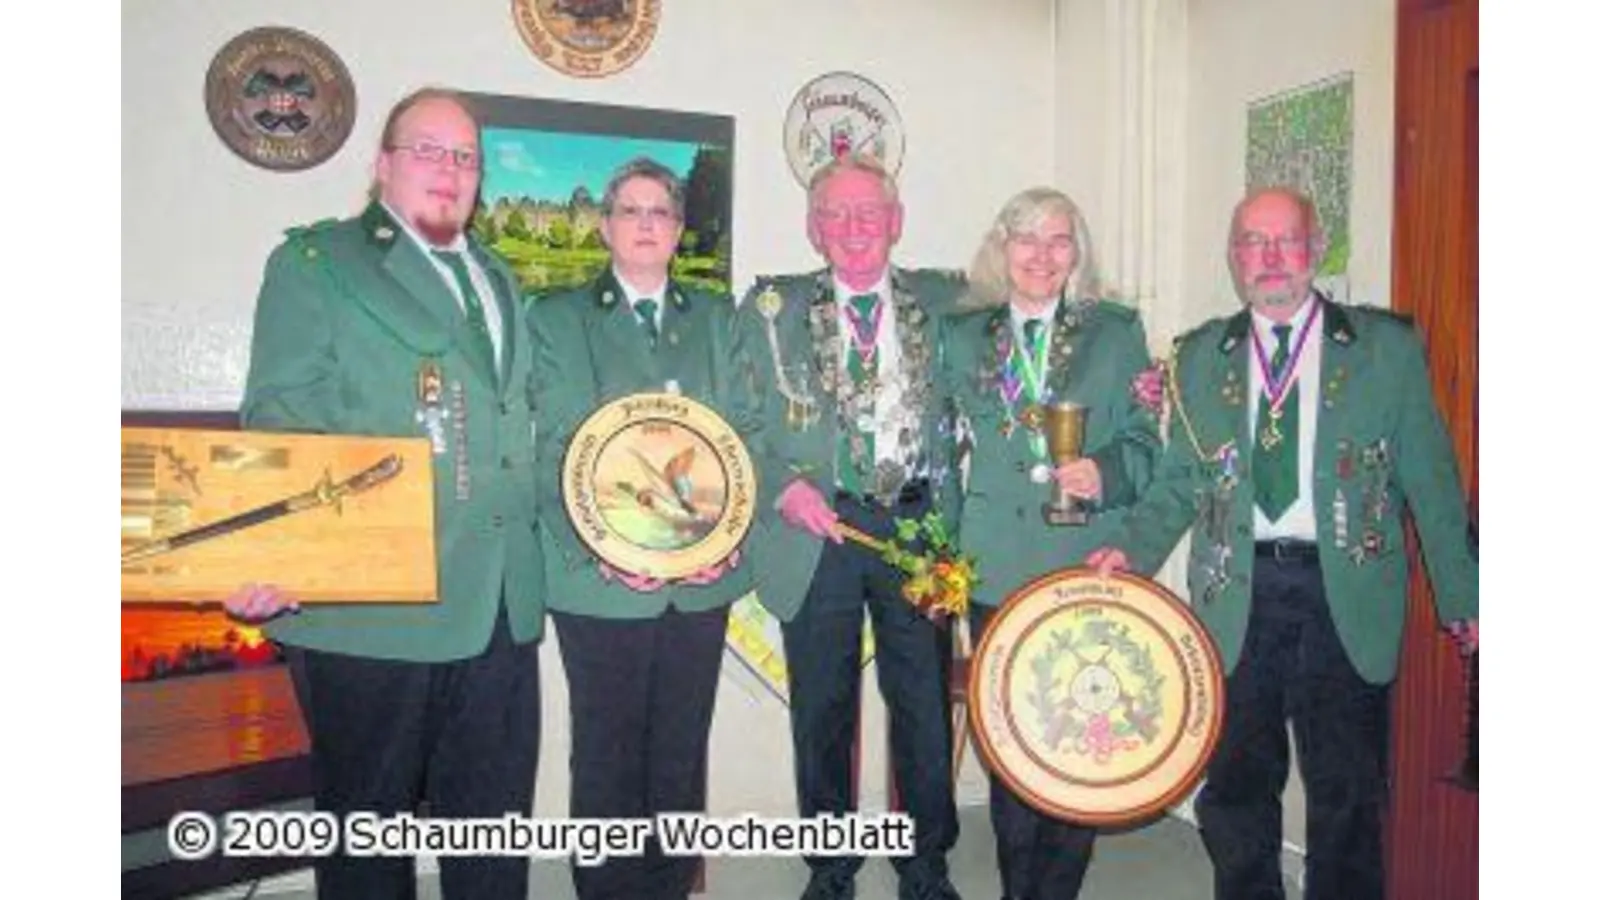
(1042, 503), (1089, 527)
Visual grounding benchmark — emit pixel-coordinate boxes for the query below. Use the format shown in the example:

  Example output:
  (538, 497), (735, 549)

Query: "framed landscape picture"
(462, 91), (735, 296)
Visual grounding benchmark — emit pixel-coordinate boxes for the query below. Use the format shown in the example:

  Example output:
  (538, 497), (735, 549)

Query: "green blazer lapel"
(887, 267), (937, 447)
(351, 203), (455, 356)
(803, 272), (844, 426)
(590, 270), (660, 387)
(656, 281), (706, 378)
(974, 306), (1012, 417)
(1215, 310), (1254, 458)
(1313, 297), (1365, 474)
(1045, 298), (1086, 399)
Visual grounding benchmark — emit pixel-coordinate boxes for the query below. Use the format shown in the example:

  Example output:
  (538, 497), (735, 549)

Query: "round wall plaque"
(203, 26), (357, 172)
(783, 71), (904, 187)
(512, 0), (661, 79)
(969, 568), (1226, 826)
(562, 392), (755, 580)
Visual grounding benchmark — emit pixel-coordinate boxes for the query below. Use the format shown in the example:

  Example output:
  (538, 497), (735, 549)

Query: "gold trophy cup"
(1041, 401), (1089, 526)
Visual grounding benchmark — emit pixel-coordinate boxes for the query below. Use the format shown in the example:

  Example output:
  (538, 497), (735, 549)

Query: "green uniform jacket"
(1108, 300), (1478, 684)
(937, 298), (1163, 607)
(734, 266), (967, 622)
(530, 270), (758, 618)
(240, 202), (545, 661)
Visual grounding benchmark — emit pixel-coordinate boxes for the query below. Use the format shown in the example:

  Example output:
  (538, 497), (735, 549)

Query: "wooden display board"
(121, 428), (438, 603)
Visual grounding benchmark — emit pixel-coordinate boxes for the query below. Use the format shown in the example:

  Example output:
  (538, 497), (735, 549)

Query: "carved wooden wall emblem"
(512, 0), (661, 79)
(203, 26), (357, 172)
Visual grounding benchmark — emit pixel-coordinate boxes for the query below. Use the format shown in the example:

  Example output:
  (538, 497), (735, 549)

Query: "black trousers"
(970, 603), (1097, 900)
(1198, 547), (1390, 900)
(780, 488), (958, 888)
(552, 605), (730, 900)
(284, 607), (542, 900)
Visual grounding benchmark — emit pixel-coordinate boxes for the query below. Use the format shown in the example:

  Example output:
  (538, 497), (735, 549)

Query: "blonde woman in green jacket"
(937, 187), (1163, 900)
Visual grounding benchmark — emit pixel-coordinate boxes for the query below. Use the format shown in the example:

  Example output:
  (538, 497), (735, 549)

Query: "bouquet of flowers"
(839, 511), (978, 621)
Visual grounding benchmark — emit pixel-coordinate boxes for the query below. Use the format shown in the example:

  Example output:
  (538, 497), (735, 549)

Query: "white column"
(1056, 0), (1188, 347)
(1057, 0), (1199, 820)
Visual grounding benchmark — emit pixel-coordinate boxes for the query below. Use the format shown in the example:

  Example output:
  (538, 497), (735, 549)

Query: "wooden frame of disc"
(561, 392), (755, 580)
(968, 568), (1226, 827)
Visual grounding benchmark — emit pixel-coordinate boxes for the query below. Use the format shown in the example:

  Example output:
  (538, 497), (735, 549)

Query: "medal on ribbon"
(844, 296), (884, 378)
(1251, 302), (1320, 450)
(1216, 441), (1240, 487)
(414, 361), (450, 456)
(841, 296), (882, 489)
(997, 359), (1022, 439)
(1010, 320), (1052, 464)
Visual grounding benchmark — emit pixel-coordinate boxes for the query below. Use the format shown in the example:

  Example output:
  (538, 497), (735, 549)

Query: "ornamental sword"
(120, 453), (404, 565)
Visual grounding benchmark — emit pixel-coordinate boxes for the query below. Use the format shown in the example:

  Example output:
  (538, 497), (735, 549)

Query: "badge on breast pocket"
(414, 362), (450, 456)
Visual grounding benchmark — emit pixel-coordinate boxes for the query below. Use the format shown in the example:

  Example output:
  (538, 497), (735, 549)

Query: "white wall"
(1184, 0), (1396, 323)
(123, 0), (1056, 409)
(1054, 0), (1190, 348)
(122, 0), (1056, 839)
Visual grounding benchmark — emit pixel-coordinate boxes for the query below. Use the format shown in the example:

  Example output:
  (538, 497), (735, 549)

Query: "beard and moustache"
(1244, 272), (1310, 309)
(410, 196), (471, 248)
(1255, 286), (1298, 307)
(414, 213), (465, 248)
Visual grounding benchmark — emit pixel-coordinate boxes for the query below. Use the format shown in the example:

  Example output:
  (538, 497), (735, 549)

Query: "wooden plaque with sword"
(121, 427), (438, 604)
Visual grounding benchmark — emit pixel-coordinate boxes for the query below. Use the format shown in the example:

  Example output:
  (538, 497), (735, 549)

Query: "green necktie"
(1254, 323), (1298, 521)
(838, 293), (880, 493)
(432, 250), (498, 387)
(1022, 318), (1044, 349)
(1020, 319), (1048, 460)
(635, 298), (660, 347)
(845, 293), (880, 382)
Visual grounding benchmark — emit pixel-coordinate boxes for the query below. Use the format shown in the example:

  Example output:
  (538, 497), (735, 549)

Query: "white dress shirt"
(613, 268), (668, 334)
(1248, 298), (1322, 540)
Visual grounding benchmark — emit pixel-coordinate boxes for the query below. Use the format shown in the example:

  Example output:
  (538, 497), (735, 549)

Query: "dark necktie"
(432, 250), (497, 386)
(635, 297), (660, 347)
(1022, 318), (1045, 358)
(1254, 323), (1298, 520)
(846, 293), (880, 382)
(838, 293), (880, 493)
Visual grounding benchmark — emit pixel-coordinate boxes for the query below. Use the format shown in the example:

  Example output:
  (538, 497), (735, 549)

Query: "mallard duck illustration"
(611, 446), (710, 531)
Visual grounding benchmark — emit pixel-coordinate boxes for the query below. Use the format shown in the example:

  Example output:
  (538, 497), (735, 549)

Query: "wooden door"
(1386, 0), (1478, 897)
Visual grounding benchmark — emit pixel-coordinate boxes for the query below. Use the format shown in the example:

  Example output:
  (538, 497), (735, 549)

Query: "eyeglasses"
(610, 203), (679, 224)
(1009, 233), (1076, 254)
(391, 141), (480, 170)
(812, 203), (893, 234)
(1234, 233), (1310, 256)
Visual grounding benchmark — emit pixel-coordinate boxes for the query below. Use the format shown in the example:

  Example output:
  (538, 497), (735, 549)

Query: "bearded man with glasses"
(228, 87), (546, 900)
(1088, 186), (1478, 900)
